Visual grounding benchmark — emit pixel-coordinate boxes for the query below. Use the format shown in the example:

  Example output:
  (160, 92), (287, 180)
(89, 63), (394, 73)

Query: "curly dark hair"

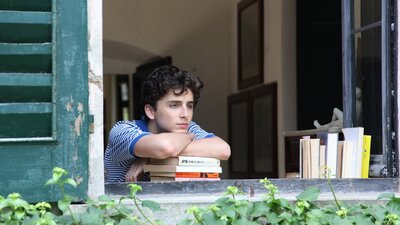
(141, 65), (204, 111)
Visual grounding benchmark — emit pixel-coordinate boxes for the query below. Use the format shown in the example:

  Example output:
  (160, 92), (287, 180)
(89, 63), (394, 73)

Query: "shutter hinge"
(89, 114), (95, 134)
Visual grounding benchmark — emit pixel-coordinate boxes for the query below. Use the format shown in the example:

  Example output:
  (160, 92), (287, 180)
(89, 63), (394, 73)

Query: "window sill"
(105, 178), (399, 202)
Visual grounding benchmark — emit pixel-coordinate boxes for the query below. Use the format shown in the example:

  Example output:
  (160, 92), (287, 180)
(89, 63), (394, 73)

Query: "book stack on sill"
(143, 156), (221, 181)
(299, 127), (371, 179)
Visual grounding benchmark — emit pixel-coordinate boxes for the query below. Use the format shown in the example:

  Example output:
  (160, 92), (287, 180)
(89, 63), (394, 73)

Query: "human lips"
(177, 123), (188, 129)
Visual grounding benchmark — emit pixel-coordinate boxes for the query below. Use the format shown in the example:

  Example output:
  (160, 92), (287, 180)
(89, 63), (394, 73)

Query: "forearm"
(179, 137), (231, 160)
(134, 133), (194, 159)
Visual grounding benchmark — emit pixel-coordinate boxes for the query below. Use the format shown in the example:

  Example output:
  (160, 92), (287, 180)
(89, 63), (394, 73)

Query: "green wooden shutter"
(0, 0), (88, 202)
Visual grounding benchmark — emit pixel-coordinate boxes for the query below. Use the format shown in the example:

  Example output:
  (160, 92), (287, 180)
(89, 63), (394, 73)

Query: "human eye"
(187, 103), (194, 110)
(169, 102), (179, 108)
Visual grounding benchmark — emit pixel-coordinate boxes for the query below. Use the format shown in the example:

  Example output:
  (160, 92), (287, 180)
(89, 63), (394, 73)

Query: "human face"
(147, 89), (194, 134)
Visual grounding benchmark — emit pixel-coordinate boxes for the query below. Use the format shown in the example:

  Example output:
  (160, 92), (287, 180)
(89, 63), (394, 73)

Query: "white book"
(317, 132), (338, 178)
(319, 145), (326, 178)
(144, 164), (222, 173)
(341, 141), (353, 178)
(150, 156), (220, 167)
(310, 138), (320, 178)
(342, 127), (364, 178)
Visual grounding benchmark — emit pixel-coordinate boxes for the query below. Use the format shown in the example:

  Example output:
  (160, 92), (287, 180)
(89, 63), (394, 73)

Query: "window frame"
(342, 0), (398, 177)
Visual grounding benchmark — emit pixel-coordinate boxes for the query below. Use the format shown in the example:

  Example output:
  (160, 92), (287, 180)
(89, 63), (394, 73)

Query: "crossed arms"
(126, 133), (231, 182)
(134, 133), (231, 160)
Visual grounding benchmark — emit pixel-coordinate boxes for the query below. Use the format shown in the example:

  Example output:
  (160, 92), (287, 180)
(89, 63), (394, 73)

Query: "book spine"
(175, 177), (220, 181)
(361, 135), (371, 178)
(175, 172), (219, 178)
(178, 157), (220, 166)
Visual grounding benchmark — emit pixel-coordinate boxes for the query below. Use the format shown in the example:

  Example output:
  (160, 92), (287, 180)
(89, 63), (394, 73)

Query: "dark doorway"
(297, 1), (342, 130)
(132, 56), (172, 119)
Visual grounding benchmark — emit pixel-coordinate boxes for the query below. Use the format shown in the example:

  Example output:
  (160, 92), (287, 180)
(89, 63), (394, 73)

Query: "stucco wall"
(88, 0), (104, 198)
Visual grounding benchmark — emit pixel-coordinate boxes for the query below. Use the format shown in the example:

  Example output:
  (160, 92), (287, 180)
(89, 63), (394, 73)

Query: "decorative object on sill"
(313, 87), (362, 131)
(237, 0), (264, 90)
(313, 107), (343, 131)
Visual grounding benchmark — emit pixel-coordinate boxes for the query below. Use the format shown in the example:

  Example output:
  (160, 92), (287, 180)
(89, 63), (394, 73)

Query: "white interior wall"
(230, 0), (297, 177)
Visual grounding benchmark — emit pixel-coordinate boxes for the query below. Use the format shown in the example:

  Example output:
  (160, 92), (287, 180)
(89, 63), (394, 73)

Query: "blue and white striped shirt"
(104, 119), (214, 183)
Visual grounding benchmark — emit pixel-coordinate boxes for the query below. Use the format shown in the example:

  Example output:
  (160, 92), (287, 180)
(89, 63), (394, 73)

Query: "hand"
(125, 158), (149, 182)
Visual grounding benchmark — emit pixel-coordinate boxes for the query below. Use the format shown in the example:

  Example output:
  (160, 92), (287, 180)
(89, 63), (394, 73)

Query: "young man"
(104, 65), (231, 183)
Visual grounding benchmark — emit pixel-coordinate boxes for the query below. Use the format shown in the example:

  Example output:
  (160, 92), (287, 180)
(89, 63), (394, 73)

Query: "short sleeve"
(105, 121), (151, 164)
(187, 122), (215, 140)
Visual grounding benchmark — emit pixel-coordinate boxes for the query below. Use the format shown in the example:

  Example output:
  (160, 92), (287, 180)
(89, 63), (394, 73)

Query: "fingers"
(125, 158), (148, 182)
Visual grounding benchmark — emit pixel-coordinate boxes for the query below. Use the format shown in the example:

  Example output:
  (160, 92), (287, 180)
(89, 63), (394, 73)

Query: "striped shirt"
(104, 119), (214, 183)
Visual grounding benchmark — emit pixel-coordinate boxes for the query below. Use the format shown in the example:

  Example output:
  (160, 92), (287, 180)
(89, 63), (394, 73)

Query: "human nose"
(180, 106), (188, 118)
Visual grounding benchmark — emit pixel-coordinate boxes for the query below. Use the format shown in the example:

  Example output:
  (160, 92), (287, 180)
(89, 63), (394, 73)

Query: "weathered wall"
(88, 0), (104, 198)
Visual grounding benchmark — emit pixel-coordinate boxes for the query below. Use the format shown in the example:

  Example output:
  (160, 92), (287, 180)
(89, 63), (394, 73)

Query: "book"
(150, 176), (221, 182)
(319, 145), (326, 178)
(301, 138), (311, 178)
(285, 172), (300, 178)
(144, 164), (222, 173)
(336, 142), (344, 178)
(342, 127), (364, 178)
(310, 138), (320, 178)
(317, 132), (338, 178)
(341, 141), (353, 178)
(361, 135), (372, 178)
(150, 156), (220, 167)
(150, 171), (220, 178)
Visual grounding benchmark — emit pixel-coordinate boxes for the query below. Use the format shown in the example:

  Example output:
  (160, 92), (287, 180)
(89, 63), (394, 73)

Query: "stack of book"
(143, 156), (222, 181)
(299, 128), (371, 179)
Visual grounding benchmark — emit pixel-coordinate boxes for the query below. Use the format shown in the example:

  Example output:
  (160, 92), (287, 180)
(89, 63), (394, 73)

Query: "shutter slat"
(0, 10), (51, 24)
(0, 73), (51, 86)
(0, 103), (52, 114)
(0, 43), (51, 55)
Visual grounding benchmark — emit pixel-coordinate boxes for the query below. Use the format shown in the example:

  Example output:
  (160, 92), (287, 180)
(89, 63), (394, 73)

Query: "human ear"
(144, 104), (155, 120)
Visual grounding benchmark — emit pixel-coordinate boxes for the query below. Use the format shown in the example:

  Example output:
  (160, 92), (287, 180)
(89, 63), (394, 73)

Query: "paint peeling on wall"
(77, 102), (84, 112)
(74, 114), (82, 136)
(66, 102), (72, 112)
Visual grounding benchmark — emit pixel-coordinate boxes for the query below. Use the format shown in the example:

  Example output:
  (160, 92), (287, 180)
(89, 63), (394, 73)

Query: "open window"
(342, 0), (398, 177)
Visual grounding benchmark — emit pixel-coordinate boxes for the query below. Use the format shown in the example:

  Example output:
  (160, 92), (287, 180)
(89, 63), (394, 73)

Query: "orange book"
(150, 171), (219, 178)
(176, 172), (219, 178)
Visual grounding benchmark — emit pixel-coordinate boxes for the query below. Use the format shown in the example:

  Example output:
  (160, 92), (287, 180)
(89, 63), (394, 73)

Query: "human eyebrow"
(167, 100), (182, 104)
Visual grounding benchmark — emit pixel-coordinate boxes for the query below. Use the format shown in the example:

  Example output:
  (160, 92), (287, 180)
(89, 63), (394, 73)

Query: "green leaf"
(63, 178), (77, 188)
(330, 217), (353, 225)
(216, 204), (236, 219)
(351, 215), (375, 225)
(306, 216), (322, 225)
(232, 217), (258, 225)
(378, 192), (395, 200)
(215, 197), (231, 205)
(141, 200), (162, 212)
(367, 205), (387, 222)
(118, 219), (134, 225)
(79, 209), (103, 225)
(203, 212), (227, 225)
(248, 202), (270, 217)
(265, 212), (282, 224)
(98, 194), (112, 202)
(177, 219), (192, 225)
(57, 198), (70, 213)
(387, 197), (400, 215)
(296, 187), (321, 202)
(278, 212), (293, 223)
